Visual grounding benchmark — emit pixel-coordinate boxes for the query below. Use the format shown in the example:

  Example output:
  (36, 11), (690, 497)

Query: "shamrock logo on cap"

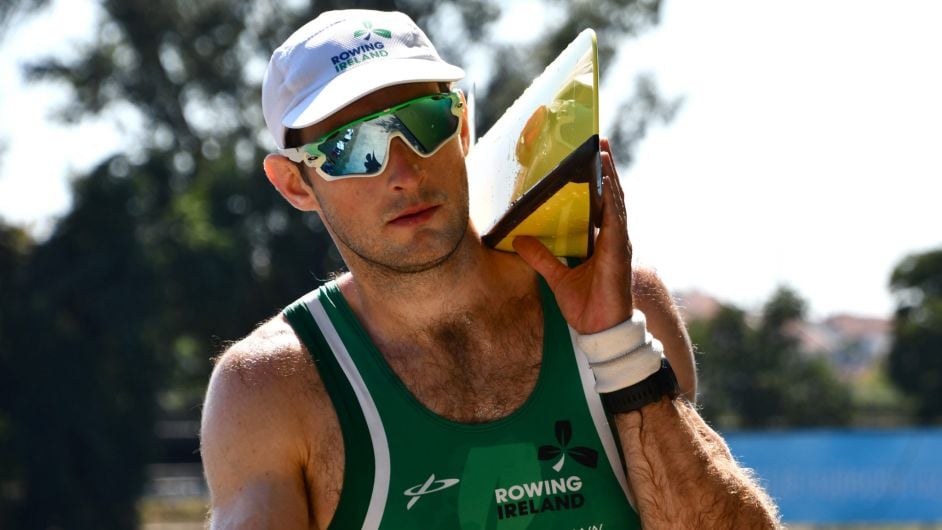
(354, 21), (392, 41)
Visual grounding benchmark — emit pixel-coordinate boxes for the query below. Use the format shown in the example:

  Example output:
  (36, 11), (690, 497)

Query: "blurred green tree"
(1, 0), (676, 527)
(8, 167), (163, 527)
(887, 248), (942, 423)
(0, 222), (32, 521)
(693, 286), (854, 429)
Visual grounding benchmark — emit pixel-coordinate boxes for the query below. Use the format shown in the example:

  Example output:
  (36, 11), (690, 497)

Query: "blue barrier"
(724, 429), (942, 523)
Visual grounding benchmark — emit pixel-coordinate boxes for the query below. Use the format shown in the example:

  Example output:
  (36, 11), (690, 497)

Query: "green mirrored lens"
(320, 119), (392, 176)
(396, 95), (459, 152)
(316, 93), (459, 178)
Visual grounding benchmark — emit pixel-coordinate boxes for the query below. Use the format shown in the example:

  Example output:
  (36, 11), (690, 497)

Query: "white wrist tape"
(576, 310), (649, 363)
(589, 339), (664, 393)
(575, 310), (664, 393)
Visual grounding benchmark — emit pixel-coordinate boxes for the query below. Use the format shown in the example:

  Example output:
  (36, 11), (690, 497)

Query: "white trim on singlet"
(568, 326), (636, 509)
(303, 294), (391, 530)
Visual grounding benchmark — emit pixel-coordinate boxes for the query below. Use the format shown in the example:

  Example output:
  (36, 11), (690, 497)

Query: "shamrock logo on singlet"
(538, 420), (598, 472)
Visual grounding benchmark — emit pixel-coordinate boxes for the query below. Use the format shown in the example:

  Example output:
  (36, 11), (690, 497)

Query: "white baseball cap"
(262, 9), (466, 149)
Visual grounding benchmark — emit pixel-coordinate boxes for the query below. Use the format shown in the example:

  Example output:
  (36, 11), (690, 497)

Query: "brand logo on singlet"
(492, 420), (599, 520)
(403, 473), (460, 510)
(495, 475), (585, 519)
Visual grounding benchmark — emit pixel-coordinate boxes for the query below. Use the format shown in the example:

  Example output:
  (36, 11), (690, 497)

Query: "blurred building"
(674, 290), (891, 377)
(790, 315), (891, 376)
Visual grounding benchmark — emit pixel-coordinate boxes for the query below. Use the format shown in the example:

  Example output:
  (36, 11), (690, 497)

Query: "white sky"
(605, 0), (942, 319)
(1, 0), (940, 319)
(0, 0), (116, 235)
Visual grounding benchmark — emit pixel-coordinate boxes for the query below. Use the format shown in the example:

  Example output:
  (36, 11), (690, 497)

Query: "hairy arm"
(200, 317), (314, 529)
(627, 269), (778, 527)
(617, 398), (781, 529)
(631, 266), (696, 400)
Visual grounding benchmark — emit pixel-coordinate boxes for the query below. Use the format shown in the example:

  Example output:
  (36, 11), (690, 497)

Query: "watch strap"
(601, 357), (680, 414)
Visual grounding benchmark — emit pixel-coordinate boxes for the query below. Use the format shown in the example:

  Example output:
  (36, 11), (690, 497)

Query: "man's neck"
(333, 231), (546, 423)
(336, 232), (536, 339)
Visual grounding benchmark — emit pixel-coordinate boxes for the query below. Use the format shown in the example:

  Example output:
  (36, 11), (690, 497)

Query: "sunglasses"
(280, 91), (464, 181)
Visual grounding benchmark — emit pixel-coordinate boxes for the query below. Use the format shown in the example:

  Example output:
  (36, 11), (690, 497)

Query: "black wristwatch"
(601, 358), (681, 414)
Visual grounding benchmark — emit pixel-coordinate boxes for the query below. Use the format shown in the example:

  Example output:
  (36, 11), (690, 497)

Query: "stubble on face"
(298, 81), (473, 280)
(312, 178), (471, 275)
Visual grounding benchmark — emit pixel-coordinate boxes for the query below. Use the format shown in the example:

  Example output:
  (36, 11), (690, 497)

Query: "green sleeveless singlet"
(283, 279), (641, 530)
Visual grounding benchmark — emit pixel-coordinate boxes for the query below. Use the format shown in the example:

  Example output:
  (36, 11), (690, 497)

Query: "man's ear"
(459, 91), (472, 156)
(263, 154), (320, 211)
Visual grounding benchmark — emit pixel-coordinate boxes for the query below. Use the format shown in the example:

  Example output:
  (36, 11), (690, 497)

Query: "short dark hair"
(283, 128), (313, 185)
(284, 128), (305, 150)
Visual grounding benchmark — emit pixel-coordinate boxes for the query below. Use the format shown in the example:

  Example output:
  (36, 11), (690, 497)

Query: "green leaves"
(692, 288), (854, 429)
(888, 248), (942, 422)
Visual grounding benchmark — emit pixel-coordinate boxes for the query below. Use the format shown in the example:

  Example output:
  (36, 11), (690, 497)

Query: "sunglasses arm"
(279, 147), (321, 168)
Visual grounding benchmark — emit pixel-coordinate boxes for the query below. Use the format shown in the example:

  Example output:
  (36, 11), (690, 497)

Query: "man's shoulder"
(207, 313), (320, 411)
(202, 312), (339, 450)
(219, 314), (307, 373)
(200, 314), (329, 518)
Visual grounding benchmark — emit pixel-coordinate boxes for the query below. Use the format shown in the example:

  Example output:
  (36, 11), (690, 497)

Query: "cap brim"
(282, 58), (465, 132)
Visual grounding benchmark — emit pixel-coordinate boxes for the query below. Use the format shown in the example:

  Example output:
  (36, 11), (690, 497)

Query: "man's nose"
(383, 137), (427, 191)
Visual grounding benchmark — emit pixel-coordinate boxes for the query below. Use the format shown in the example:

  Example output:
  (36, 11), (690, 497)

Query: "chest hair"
(379, 293), (544, 423)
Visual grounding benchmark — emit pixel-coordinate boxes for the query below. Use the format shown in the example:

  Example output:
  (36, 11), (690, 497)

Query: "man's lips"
(388, 204), (440, 226)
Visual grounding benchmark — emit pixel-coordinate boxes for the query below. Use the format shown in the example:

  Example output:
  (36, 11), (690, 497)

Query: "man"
(200, 9), (780, 529)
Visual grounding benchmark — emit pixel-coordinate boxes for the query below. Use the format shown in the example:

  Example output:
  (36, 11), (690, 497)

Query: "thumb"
(513, 236), (569, 289)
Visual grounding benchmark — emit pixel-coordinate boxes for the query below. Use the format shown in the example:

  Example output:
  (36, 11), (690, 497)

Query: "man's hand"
(513, 138), (633, 334)
(514, 140), (781, 528)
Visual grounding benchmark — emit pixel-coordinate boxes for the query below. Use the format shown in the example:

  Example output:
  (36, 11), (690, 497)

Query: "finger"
(598, 148), (630, 256)
(599, 170), (628, 245)
(595, 162), (633, 277)
(600, 153), (626, 217)
(599, 138), (627, 213)
(600, 137), (618, 177)
(600, 136), (612, 152)
(512, 235), (570, 289)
